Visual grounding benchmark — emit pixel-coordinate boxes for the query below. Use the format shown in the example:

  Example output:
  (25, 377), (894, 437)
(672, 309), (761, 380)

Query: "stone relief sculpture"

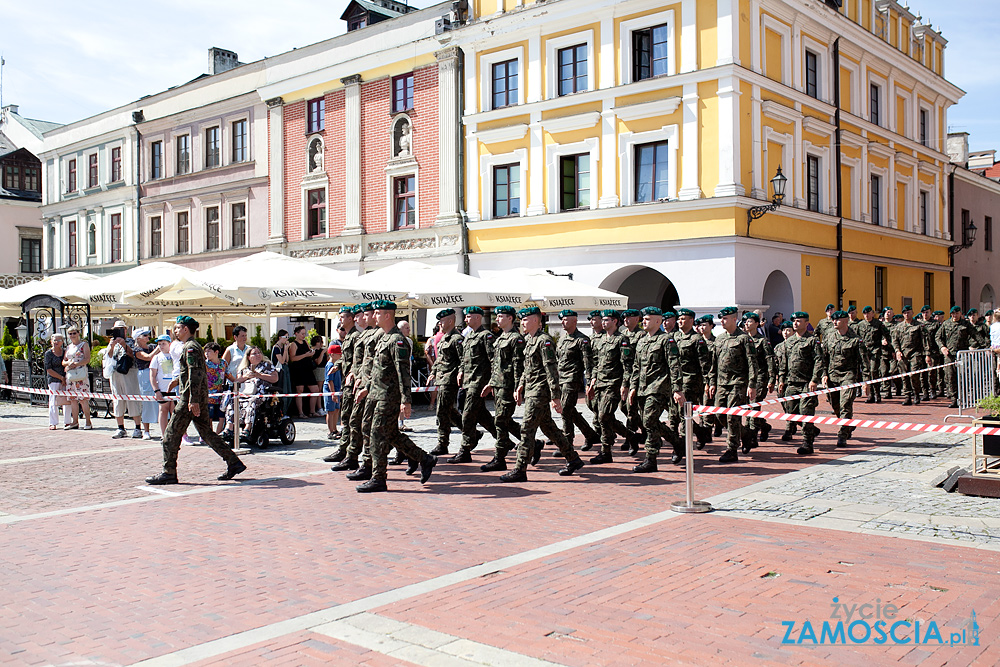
(309, 137), (324, 172)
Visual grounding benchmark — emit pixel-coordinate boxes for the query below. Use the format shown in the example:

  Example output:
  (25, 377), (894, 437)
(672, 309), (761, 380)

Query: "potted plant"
(977, 395), (1000, 423)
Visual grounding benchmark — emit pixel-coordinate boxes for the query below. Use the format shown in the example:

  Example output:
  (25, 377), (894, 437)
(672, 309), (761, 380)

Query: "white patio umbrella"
(355, 261), (530, 309)
(0, 272), (102, 315)
(478, 268), (629, 311)
(80, 261), (211, 309)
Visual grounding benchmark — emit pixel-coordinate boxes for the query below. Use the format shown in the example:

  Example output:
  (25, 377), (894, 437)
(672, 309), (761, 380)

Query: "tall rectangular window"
(307, 188), (327, 236)
(560, 154), (590, 210)
(176, 135), (190, 175)
(491, 60), (518, 109)
(177, 211), (189, 254)
(20, 238), (41, 274)
(986, 216), (994, 252)
(919, 191), (929, 235)
(393, 177), (415, 229)
(232, 120), (247, 162)
(2, 165), (17, 190)
(635, 141), (669, 203)
(68, 221), (77, 267)
(632, 24), (668, 81)
(492, 165), (520, 218)
(924, 272), (933, 310)
(962, 276), (971, 313)
(870, 174), (881, 225)
(23, 167), (39, 191)
(88, 153), (98, 188)
(151, 141), (163, 179)
(232, 202), (246, 248)
(205, 127), (220, 168)
(805, 50), (819, 98)
(870, 83), (881, 126)
(874, 266), (885, 312)
(307, 98), (325, 133)
(110, 213), (122, 263)
(67, 159), (77, 192)
(150, 216), (162, 258)
(111, 147), (122, 182)
(205, 207), (220, 251)
(392, 73), (415, 113)
(558, 45), (588, 96)
(919, 109), (929, 147)
(806, 155), (820, 212)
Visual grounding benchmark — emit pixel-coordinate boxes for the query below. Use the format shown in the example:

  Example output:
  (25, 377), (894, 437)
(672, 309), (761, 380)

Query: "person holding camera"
(107, 320), (143, 439)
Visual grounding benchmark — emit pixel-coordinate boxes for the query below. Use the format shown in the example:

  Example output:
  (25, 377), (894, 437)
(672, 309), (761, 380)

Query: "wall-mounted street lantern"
(746, 166), (787, 237)
(949, 218), (978, 255)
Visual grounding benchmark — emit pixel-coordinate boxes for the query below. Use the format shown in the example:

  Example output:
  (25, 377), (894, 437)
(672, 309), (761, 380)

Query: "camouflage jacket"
(711, 330), (760, 387)
(459, 326), (495, 391)
(823, 328), (870, 385)
(490, 329), (524, 391)
(557, 329), (592, 389)
(519, 331), (560, 399)
(630, 330), (681, 397)
(368, 326), (412, 403)
(432, 331), (464, 387)
(591, 329), (633, 388)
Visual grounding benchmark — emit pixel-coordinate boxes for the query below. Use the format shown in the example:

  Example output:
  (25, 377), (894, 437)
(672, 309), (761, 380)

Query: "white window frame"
(546, 138), (600, 213)
(867, 71), (887, 127)
(228, 198), (249, 248)
(174, 206), (192, 256)
(618, 125), (679, 206)
(226, 114), (251, 165)
(763, 127), (794, 205)
(894, 173), (913, 231)
(917, 186), (934, 236)
(481, 46), (525, 111)
(841, 156), (861, 221)
(105, 207), (126, 264)
(760, 15), (792, 87)
(204, 125), (222, 169)
(803, 147), (828, 214)
(300, 180), (330, 240)
(545, 30), (595, 100)
(800, 35), (828, 102)
(894, 89), (911, 138)
(869, 166), (888, 226)
(619, 9), (675, 85)
(480, 149), (527, 221)
(175, 133), (192, 176)
(384, 163), (420, 232)
(917, 103), (933, 149)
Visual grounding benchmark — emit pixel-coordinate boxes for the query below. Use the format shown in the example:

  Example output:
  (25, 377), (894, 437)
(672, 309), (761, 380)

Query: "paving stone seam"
(0, 443), (161, 465)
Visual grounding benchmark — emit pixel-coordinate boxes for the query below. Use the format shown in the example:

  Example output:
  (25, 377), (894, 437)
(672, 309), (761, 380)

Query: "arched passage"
(761, 269), (794, 321)
(600, 265), (680, 311)
(980, 283), (995, 312)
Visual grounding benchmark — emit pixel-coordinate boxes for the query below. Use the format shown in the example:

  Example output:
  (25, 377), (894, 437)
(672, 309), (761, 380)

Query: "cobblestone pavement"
(2, 393), (999, 666)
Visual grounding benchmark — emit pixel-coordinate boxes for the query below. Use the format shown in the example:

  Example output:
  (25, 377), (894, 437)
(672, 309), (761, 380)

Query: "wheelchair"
(226, 389), (296, 449)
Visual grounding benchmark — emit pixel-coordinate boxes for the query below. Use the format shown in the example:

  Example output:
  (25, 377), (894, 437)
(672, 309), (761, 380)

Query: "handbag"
(102, 349), (116, 380)
(114, 350), (133, 375)
(66, 365), (88, 383)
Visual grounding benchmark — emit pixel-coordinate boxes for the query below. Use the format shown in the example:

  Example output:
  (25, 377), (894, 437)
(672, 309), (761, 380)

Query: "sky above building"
(1, 0), (997, 151)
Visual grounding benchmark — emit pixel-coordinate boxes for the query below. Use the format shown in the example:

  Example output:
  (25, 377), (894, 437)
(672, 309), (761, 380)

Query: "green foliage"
(1, 345), (15, 361)
(91, 346), (106, 368)
(92, 334), (109, 346)
(1, 325), (14, 348)
(205, 324), (215, 344)
(978, 395), (1000, 417)
(307, 328), (320, 343)
(250, 325), (268, 355)
(14, 344), (25, 360)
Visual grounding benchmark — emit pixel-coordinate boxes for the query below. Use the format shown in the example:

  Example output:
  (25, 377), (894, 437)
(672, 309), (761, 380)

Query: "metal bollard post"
(671, 401), (712, 514)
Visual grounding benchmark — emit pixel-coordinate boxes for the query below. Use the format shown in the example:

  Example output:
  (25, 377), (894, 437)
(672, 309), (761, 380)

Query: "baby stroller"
(227, 388), (296, 449)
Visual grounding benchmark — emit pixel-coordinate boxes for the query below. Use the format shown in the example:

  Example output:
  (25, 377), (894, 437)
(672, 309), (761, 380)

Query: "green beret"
(950, 306), (962, 313)
(882, 306), (891, 314)
(677, 308), (695, 318)
(175, 315), (199, 331)
(892, 314), (904, 321)
(921, 305), (931, 312)
(518, 306), (542, 318)
(826, 303), (835, 310)
(792, 311), (809, 320)
(967, 308), (979, 316)
(351, 305), (363, 315)
(847, 305), (857, 312)
(780, 320), (793, 330)
(743, 312), (760, 322)
(933, 310), (944, 316)
(901, 304), (913, 312)
(362, 302), (375, 312)
(601, 309), (621, 320)
(641, 306), (663, 317)
(696, 314), (714, 324)
(559, 309), (578, 319)
(622, 309), (641, 318)
(339, 306), (355, 315)
(832, 310), (848, 320)
(662, 310), (677, 319)
(588, 309), (602, 318)
(436, 308), (456, 320)
(862, 306), (874, 314)
(371, 299), (397, 310)
(464, 306), (485, 316)
(495, 305), (517, 316)
(718, 306), (738, 318)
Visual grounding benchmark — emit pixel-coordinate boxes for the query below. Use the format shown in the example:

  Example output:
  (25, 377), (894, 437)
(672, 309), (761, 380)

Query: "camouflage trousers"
(927, 355), (945, 396)
(943, 353), (960, 399)
(346, 393), (377, 465)
(560, 384), (598, 446)
(339, 385), (354, 448)
(435, 383), (463, 450)
(460, 385), (496, 451)
(513, 393), (578, 471)
(370, 399), (426, 484)
(714, 384), (748, 453)
(594, 385), (631, 453)
(161, 403), (239, 475)
(668, 381), (711, 442)
(492, 387), (521, 457)
(642, 393), (680, 458)
(900, 354), (926, 398)
(782, 383), (819, 441)
(827, 382), (857, 439)
(746, 386), (768, 431)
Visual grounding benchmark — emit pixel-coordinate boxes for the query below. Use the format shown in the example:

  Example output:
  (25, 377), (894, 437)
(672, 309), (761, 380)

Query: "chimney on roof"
(947, 132), (970, 167)
(208, 47), (240, 75)
(2, 104), (18, 115)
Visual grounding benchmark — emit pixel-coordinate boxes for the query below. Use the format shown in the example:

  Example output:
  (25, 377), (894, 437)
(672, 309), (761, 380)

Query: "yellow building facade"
(452, 0), (962, 316)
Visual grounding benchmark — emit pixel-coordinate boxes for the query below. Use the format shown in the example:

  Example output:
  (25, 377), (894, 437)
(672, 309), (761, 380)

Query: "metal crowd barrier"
(950, 349), (997, 420)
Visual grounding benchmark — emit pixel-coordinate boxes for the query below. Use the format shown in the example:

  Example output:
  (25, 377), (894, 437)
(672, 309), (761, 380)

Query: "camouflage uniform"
(711, 329), (760, 456)
(892, 319), (930, 402)
(745, 333), (777, 441)
(823, 327), (870, 443)
(630, 329), (681, 462)
(622, 324), (646, 443)
(669, 328), (713, 443)
(431, 330), (464, 454)
(775, 333), (824, 446)
(345, 325), (376, 463)
(590, 329), (634, 457)
(488, 328), (524, 461)
(936, 317), (987, 401)
(854, 317), (890, 401)
(557, 329), (599, 446)
(923, 317), (944, 398)
(457, 325), (497, 456)
(337, 325), (361, 451)
(881, 318), (901, 397)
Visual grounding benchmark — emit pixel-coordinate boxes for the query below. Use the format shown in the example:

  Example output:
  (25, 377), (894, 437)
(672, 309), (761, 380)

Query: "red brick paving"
(0, 396), (991, 666)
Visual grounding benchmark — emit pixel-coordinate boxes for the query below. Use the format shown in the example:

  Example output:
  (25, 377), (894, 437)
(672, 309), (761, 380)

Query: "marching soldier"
(696, 314), (721, 439)
(452, 306), (497, 463)
(969, 308), (990, 345)
(815, 304), (836, 341)
(630, 307), (684, 472)
(582, 309), (605, 449)
(586, 310), (635, 464)
(324, 305), (359, 463)
(892, 305), (932, 406)
(354, 300), (437, 493)
(741, 313), (776, 451)
(346, 303), (386, 481)
(620, 308), (645, 453)
(847, 305), (860, 329)
(880, 307), (899, 398)
(924, 309), (945, 400)
(776, 312), (824, 454)
(772, 319), (798, 439)
(557, 310), (600, 450)
(669, 308), (713, 447)
(855, 306), (890, 404)
(480, 306), (524, 471)
(822, 310), (870, 448)
(334, 303), (375, 472)
(145, 316), (246, 485)
(498, 306), (585, 482)
(708, 307), (759, 463)
(937, 305), (987, 408)
(428, 308), (464, 456)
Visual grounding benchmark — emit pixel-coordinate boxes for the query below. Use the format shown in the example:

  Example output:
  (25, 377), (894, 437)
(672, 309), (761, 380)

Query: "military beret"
(601, 309), (621, 320)
(950, 305), (962, 313)
(847, 305), (857, 312)
(968, 308), (979, 316)
(351, 305), (364, 315)
(677, 308), (695, 318)
(832, 310), (849, 320)
(622, 309), (641, 318)
(743, 312), (760, 322)
(495, 305), (517, 316)
(826, 303), (835, 310)
(436, 308), (456, 320)
(862, 306), (874, 314)
(371, 299), (397, 310)
(893, 314), (904, 321)
(559, 309), (578, 318)
(882, 306), (892, 314)
(901, 304), (913, 312)
(696, 314), (714, 324)
(921, 305), (932, 312)
(780, 320), (793, 330)
(662, 310), (677, 319)
(791, 311), (809, 320)
(518, 306), (542, 318)
(933, 310), (944, 316)
(641, 306), (663, 317)
(588, 309), (603, 318)
(175, 315), (199, 331)
(464, 306), (485, 316)
(362, 302), (376, 312)
(718, 306), (738, 317)
(339, 306), (355, 315)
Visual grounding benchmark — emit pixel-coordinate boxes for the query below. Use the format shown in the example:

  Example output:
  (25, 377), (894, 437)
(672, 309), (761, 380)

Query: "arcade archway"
(600, 265), (679, 311)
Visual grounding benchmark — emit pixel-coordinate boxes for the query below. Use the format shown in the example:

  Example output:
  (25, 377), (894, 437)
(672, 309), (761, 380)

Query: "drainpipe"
(948, 166), (955, 306)
(833, 38), (844, 308)
(132, 110), (144, 266)
(456, 48), (470, 276)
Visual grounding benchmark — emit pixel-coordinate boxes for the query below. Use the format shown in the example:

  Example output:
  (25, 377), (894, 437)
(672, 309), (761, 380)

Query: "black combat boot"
(356, 478), (388, 493)
(914, 393), (921, 405)
(218, 460), (247, 481)
(419, 454), (437, 484)
(406, 458), (420, 475)
(331, 456), (359, 471)
(949, 400), (959, 409)
(558, 456), (585, 476)
(714, 422), (723, 438)
(390, 449), (407, 465)
(323, 446), (347, 463)
(632, 455), (657, 473)
(480, 456), (507, 472)
(865, 394), (876, 404)
(530, 439), (544, 465)
(901, 396), (913, 406)
(499, 468), (528, 483)
(797, 437), (814, 455)
(145, 472), (178, 485)
(759, 422), (772, 442)
(718, 449), (739, 463)
(447, 449), (472, 464)
(590, 450), (613, 464)
(346, 465), (372, 481)
(429, 443), (449, 456)
(780, 427), (795, 442)
(836, 435), (847, 448)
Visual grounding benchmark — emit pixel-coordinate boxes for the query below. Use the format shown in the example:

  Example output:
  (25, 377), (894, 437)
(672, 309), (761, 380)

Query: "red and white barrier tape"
(742, 361), (956, 409)
(694, 403), (1000, 436)
(0, 383), (438, 403)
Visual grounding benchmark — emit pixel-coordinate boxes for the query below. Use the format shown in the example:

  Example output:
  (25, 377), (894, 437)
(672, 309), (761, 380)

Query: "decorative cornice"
(542, 112), (601, 134)
(762, 100), (804, 125)
(340, 74), (362, 86)
(475, 123), (528, 144)
(265, 97), (284, 108)
(802, 116), (836, 138)
(610, 97), (681, 121)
